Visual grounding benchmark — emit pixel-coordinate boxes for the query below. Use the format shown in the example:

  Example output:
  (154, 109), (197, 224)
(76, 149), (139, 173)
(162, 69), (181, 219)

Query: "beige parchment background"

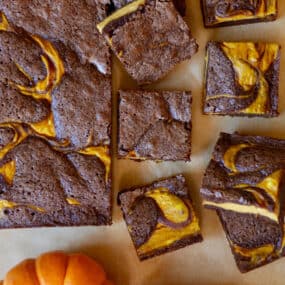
(1, 1), (285, 284)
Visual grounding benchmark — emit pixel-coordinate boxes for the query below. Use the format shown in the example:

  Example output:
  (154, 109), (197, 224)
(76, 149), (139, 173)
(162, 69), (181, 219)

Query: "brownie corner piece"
(201, 132), (285, 272)
(118, 174), (202, 260)
(201, 0), (278, 28)
(118, 90), (192, 161)
(203, 41), (281, 117)
(97, 0), (198, 84)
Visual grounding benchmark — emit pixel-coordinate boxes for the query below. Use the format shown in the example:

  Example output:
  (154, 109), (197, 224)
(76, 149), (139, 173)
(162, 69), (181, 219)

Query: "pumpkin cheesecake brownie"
(201, 132), (285, 272)
(118, 175), (202, 260)
(203, 41), (281, 117)
(0, 7), (112, 226)
(97, 0), (198, 84)
(118, 90), (192, 161)
(1, 0), (111, 74)
(201, 0), (278, 28)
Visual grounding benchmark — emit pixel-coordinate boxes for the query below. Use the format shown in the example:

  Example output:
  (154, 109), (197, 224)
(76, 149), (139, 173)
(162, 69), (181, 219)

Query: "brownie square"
(200, 132), (285, 272)
(118, 90), (192, 161)
(204, 41), (281, 117)
(118, 175), (203, 260)
(201, 0), (278, 28)
(0, 10), (112, 227)
(97, 0), (198, 84)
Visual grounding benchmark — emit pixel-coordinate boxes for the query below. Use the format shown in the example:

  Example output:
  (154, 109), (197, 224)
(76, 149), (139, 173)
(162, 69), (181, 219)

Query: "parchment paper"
(1, 1), (285, 284)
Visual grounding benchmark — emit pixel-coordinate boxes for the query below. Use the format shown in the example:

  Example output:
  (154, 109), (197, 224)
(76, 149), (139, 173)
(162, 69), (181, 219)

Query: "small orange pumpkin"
(1, 251), (114, 285)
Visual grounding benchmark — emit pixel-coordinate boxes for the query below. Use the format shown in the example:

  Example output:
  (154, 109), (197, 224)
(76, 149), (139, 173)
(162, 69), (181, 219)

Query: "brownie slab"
(200, 132), (285, 272)
(204, 42), (281, 117)
(1, 0), (111, 74)
(97, 0), (198, 84)
(0, 12), (112, 227)
(118, 175), (202, 260)
(217, 210), (280, 273)
(201, 0), (278, 28)
(118, 90), (192, 161)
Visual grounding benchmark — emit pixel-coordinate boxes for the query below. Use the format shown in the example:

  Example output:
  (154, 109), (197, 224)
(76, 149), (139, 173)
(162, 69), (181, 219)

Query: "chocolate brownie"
(0, 136), (111, 227)
(0, 128), (14, 149)
(118, 175), (202, 260)
(204, 42), (281, 117)
(118, 90), (192, 161)
(0, 12), (112, 227)
(97, 0), (198, 84)
(112, 0), (186, 16)
(1, 0), (111, 74)
(200, 132), (285, 272)
(201, 0), (278, 28)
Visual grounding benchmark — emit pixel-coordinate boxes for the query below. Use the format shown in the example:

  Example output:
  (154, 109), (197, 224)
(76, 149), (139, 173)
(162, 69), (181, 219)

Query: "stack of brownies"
(0, 0), (284, 275)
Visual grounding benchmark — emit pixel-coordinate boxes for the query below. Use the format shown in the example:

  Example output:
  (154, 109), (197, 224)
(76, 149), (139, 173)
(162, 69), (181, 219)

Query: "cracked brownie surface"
(118, 90), (192, 161)
(118, 175), (202, 260)
(97, 0), (198, 84)
(0, 3), (112, 227)
(201, 132), (285, 272)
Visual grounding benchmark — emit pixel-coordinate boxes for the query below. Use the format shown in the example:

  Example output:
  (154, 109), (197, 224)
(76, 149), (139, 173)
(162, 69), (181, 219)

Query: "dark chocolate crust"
(217, 210), (279, 273)
(201, 0), (278, 28)
(1, 0), (111, 74)
(118, 90), (192, 161)
(203, 42), (280, 117)
(100, 0), (198, 84)
(118, 175), (202, 260)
